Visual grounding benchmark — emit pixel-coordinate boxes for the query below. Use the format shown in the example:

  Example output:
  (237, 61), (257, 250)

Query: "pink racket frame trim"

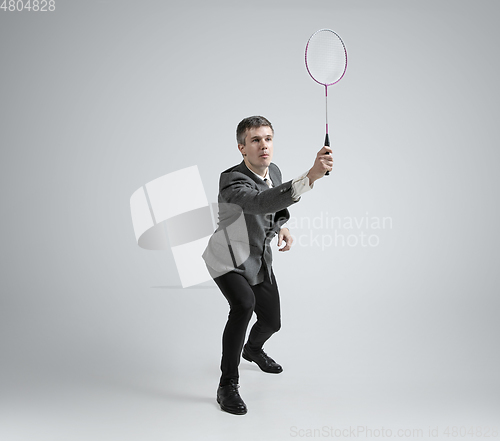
(305, 28), (348, 88)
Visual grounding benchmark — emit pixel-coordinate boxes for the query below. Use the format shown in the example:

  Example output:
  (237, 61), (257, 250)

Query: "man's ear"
(238, 144), (246, 156)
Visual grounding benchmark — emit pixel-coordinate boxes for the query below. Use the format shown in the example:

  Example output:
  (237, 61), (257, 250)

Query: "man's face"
(238, 126), (274, 175)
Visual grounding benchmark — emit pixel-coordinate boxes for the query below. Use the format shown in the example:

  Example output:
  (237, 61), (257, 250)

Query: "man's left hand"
(278, 227), (293, 252)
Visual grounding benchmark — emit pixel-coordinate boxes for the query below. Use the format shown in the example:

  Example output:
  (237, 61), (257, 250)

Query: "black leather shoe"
(217, 380), (247, 415)
(242, 345), (283, 374)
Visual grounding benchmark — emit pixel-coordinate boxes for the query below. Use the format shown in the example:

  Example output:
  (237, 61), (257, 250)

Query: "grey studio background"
(1, 0), (499, 440)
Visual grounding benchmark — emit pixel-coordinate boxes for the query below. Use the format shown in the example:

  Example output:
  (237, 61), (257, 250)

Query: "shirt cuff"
(291, 171), (313, 201)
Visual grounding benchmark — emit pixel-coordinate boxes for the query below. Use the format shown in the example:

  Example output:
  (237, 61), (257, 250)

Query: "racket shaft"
(325, 86), (329, 134)
(325, 85), (330, 176)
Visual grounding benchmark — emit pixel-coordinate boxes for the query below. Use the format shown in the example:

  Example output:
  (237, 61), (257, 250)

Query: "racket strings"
(306, 30), (347, 86)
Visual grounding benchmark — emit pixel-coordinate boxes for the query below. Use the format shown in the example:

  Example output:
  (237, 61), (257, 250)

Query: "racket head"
(305, 29), (347, 87)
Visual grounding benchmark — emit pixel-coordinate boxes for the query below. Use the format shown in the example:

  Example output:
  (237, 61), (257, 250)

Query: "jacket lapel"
(235, 160), (269, 190)
(268, 164), (281, 186)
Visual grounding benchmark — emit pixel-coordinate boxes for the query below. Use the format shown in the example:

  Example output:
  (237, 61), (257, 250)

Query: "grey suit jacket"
(202, 160), (299, 285)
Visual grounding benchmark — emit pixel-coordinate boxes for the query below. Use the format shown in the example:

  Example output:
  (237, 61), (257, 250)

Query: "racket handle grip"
(324, 133), (330, 176)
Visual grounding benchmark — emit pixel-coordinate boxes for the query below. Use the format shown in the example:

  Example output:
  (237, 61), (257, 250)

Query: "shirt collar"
(247, 165), (270, 182)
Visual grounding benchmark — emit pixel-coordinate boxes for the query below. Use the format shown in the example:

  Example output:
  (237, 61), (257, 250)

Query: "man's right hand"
(307, 146), (334, 185)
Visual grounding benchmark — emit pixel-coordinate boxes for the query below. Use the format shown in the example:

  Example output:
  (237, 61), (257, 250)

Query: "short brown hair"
(236, 116), (274, 145)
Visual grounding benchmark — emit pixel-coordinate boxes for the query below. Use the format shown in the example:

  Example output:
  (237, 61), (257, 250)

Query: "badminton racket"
(305, 29), (347, 175)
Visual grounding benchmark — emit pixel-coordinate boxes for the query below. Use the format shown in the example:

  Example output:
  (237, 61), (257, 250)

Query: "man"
(203, 116), (332, 415)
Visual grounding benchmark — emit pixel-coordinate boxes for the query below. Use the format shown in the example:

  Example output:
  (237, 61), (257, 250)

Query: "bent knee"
(264, 320), (281, 334)
(231, 299), (255, 317)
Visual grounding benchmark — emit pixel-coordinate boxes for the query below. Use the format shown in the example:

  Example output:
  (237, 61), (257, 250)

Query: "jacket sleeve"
(219, 171), (298, 215)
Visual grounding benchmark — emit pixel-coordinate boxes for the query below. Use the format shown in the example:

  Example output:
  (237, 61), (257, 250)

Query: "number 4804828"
(1, 0), (56, 11)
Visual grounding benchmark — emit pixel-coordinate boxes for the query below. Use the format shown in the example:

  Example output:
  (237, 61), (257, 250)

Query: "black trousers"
(213, 267), (281, 386)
